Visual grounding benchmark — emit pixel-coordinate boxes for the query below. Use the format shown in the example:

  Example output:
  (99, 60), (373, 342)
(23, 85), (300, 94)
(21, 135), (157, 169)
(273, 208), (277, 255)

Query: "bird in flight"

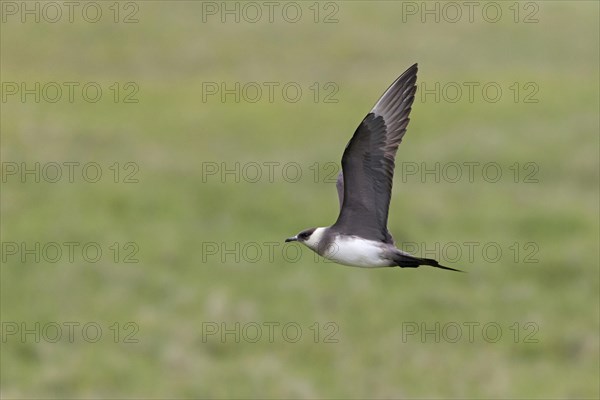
(285, 64), (462, 272)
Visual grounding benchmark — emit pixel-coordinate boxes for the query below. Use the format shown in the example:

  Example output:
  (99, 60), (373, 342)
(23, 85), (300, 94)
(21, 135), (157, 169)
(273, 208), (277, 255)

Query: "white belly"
(322, 236), (391, 268)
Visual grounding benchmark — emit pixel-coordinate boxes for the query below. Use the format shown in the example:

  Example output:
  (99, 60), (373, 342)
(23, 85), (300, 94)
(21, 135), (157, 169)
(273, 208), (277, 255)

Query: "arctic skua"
(285, 63), (462, 272)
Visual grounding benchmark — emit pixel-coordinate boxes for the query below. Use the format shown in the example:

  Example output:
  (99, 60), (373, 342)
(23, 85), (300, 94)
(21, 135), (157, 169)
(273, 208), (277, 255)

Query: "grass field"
(1, 1), (599, 398)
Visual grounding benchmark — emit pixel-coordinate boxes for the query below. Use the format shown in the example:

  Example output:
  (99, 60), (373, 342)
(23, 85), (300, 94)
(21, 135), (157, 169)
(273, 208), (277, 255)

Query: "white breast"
(323, 236), (391, 268)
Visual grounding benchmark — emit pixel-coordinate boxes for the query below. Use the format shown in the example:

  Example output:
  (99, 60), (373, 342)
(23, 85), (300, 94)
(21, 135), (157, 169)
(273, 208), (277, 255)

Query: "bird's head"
(285, 227), (325, 251)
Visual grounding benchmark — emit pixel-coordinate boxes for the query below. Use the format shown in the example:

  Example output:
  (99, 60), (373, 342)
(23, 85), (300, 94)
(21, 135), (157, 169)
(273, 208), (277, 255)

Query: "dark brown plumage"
(333, 63), (418, 244)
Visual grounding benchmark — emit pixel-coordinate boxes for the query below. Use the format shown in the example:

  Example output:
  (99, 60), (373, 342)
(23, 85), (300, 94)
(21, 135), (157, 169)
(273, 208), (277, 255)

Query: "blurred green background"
(1, 1), (598, 398)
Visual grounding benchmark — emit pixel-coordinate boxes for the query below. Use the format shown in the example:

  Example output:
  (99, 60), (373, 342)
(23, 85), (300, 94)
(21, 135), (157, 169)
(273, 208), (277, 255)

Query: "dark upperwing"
(333, 64), (418, 243)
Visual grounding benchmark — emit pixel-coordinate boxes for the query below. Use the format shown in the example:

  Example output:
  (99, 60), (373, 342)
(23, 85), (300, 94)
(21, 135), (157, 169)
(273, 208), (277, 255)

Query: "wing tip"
(399, 62), (419, 83)
(407, 62), (419, 74)
(372, 63), (419, 113)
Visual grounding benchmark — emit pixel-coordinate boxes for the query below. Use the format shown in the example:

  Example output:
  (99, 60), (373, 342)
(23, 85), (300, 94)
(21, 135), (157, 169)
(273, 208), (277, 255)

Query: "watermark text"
(401, 321), (540, 343)
(201, 321), (339, 343)
(1, 82), (140, 103)
(2, 241), (140, 264)
(2, 162), (140, 184)
(1, 1), (140, 23)
(200, 1), (339, 24)
(1, 321), (139, 343)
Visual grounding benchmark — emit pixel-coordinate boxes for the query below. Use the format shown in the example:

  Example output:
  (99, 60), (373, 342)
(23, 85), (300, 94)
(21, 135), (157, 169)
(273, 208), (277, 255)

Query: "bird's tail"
(392, 252), (464, 273)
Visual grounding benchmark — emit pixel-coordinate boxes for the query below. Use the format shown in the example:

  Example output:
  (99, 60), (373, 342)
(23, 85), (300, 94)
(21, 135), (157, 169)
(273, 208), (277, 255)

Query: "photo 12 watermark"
(399, 1), (540, 24)
(1, 241), (140, 264)
(201, 81), (339, 104)
(200, 1), (340, 24)
(1, 321), (140, 343)
(201, 321), (339, 343)
(418, 81), (540, 104)
(2, 162), (140, 184)
(1, 82), (140, 103)
(401, 321), (540, 343)
(1, 1), (140, 24)
(398, 241), (540, 265)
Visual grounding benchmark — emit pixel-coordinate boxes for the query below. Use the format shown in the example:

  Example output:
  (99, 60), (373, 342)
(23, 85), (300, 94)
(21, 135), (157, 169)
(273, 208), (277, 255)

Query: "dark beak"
(285, 236), (298, 243)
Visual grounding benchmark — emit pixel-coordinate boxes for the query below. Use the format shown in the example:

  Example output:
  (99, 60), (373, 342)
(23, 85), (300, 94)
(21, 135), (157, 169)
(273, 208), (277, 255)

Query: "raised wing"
(332, 64), (418, 243)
